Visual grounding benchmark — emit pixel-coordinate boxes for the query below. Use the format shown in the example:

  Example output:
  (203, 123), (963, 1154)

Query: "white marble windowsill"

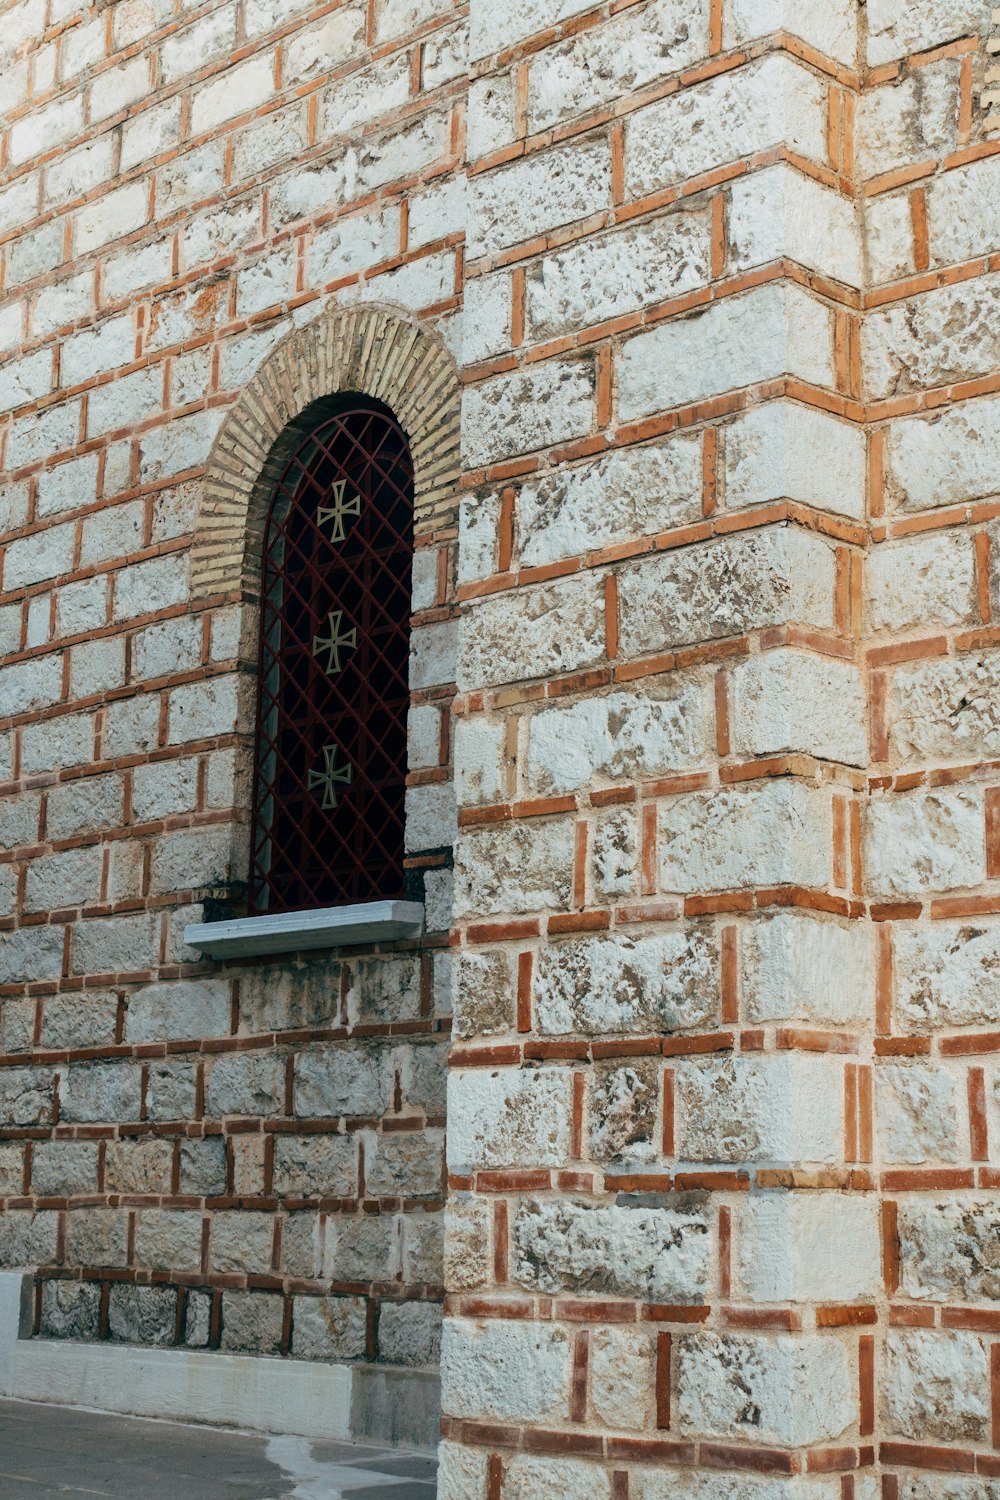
(183, 900), (425, 960)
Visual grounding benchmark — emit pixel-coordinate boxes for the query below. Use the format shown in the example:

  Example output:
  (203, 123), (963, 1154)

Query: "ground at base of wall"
(0, 1399), (437, 1500)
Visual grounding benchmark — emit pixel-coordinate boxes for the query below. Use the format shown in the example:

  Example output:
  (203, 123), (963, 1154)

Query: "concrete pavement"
(0, 1399), (437, 1498)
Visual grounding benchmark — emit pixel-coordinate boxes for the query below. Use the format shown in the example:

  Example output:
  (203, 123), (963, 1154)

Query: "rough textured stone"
(294, 1043), (391, 1119)
(526, 684), (710, 794)
(864, 269), (1000, 399)
(618, 526), (835, 658)
(454, 819), (575, 920)
(512, 1199), (709, 1301)
(736, 1194), (881, 1303)
(677, 1333), (854, 1446)
(272, 1135), (357, 1198)
(451, 950), (514, 1039)
(292, 1294), (367, 1360)
(741, 914), (873, 1026)
(133, 1210), (204, 1272)
(108, 1285), (178, 1347)
(377, 1299), (442, 1366)
(895, 922), (1000, 1032)
(890, 653), (1000, 764)
(867, 533), (976, 633)
(440, 1318), (571, 1423)
(444, 1198), (492, 1292)
(516, 436), (703, 568)
(724, 400), (866, 520)
(40, 1280), (101, 1341)
(675, 1056), (843, 1164)
(458, 574), (605, 691)
(887, 394), (1000, 512)
(659, 782), (832, 894)
(534, 929), (719, 1037)
(899, 1197), (1000, 1302)
(448, 1069), (572, 1172)
(60, 1063), (141, 1124)
(590, 1326), (657, 1433)
(886, 1329), (989, 1442)
(205, 1051), (286, 1118)
(877, 1063), (962, 1165)
(866, 788), (985, 898)
(221, 1290), (284, 1354)
(730, 649), (867, 766)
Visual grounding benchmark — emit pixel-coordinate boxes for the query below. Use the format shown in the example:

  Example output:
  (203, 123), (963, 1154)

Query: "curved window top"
(249, 396), (415, 916)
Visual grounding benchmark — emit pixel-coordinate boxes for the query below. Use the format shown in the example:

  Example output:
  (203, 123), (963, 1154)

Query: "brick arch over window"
(190, 304), (461, 601)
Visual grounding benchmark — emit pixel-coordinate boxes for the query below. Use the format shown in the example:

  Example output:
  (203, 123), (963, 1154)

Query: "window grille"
(249, 398), (415, 914)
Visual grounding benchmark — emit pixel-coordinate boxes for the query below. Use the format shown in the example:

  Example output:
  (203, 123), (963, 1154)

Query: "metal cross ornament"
(312, 609), (358, 675)
(317, 479), (362, 542)
(308, 743), (354, 810)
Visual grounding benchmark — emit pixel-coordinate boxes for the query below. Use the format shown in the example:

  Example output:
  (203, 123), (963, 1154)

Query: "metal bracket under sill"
(183, 900), (425, 960)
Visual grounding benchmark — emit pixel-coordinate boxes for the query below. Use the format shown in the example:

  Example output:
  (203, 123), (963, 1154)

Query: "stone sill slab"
(183, 900), (425, 959)
(0, 1274), (439, 1449)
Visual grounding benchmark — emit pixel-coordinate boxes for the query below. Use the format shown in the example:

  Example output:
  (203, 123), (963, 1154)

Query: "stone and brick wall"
(4, 0), (1000, 1493)
(0, 0), (463, 1377)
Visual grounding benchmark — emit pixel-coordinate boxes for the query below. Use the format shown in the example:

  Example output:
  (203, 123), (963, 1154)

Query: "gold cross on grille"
(308, 743), (353, 810)
(312, 610), (357, 675)
(317, 479), (362, 542)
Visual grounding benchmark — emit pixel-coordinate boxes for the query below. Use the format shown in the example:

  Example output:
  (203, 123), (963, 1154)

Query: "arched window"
(249, 396), (415, 915)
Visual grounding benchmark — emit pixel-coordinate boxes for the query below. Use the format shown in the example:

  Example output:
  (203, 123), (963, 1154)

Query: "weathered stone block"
(364, 1129), (444, 1198)
(864, 268), (1000, 399)
(125, 980), (231, 1044)
(867, 533), (976, 633)
(328, 1214), (398, 1284)
(899, 1197), (1000, 1302)
(67, 1209), (128, 1269)
(378, 1299), (442, 1366)
(179, 1138), (227, 1196)
(877, 1062), (963, 1164)
(866, 788), (985, 898)
(887, 393), (1000, 513)
(350, 957), (422, 1026)
(729, 163), (862, 288)
(105, 1139), (173, 1195)
(109, 1285), (178, 1347)
(133, 1210), (204, 1272)
(0, 1068), (55, 1127)
(467, 139), (610, 259)
(41, 1281), (101, 1341)
(527, 210), (710, 339)
(0, 1211), (58, 1269)
(454, 819), (575, 920)
(205, 1051), (286, 1118)
(659, 782), (832, 894)
(445, 1197), (492, 1292)
(462, 359), (595, 468)
(238, 958), (341, 1034)
(292, 1294), (367, 1360)
(146, 1061), (198, 1123)
(60, 1063), (142, 1124)
(535, 929), (719, 1037)
(221, 1290), (284, 1354)
(677, 1333), (854, 1445)
(741, 913), (873, 1026)
(675, 1055), (843, 1164)
(527, 684), (710, 795)
(590, 1326), (657, 1433)
(894, 922), (1000, 1032)
(211, 1212), (275, 1274)
(31, 1141), (99, 1196)
(294, 1043), (391, 1119)
(730, 649), (867, 767)
(886, 1328), (989, 1442)
(504, 1455), (612, 1500)
(448, 1069), (571, 1172)
(890, 653), (1000, 765)
(724, 400), (866, 521)
(511, 1198), (710, 1301)
(272, 1135), (357, 1198)
(619, 282), (833, 417)
(440, 1318), (571, 1422)
(459, 573), (605, 691)
(626, 55), (826, 197)
(736, 1193), (880, 1302)
(618, 526), (835, 658)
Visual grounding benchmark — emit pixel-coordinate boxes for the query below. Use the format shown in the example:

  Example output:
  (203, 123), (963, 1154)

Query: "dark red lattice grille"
(249, 400), (414, 914)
